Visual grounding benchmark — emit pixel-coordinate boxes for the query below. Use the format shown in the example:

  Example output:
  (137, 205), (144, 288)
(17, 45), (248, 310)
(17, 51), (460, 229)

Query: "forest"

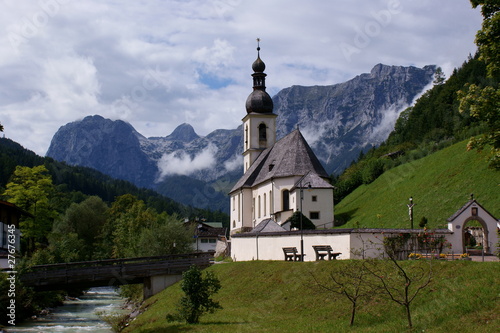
(0, 140), (229, 322)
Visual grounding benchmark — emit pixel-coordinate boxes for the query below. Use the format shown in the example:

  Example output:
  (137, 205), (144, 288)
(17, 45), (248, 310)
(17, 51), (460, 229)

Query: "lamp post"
(407, 197), (415, 229)
(299, 179), (311, 261)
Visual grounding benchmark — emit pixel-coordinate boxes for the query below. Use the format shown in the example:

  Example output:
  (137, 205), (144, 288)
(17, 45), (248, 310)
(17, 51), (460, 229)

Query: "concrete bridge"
(20, 252), (213, 298)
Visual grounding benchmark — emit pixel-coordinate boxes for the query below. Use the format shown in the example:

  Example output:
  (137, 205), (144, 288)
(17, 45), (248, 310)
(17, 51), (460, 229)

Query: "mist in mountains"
(47, 64), (436, 211)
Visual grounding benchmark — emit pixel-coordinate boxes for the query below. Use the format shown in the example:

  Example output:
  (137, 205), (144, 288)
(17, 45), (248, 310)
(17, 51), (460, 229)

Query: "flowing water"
(7, 287), (127, 333)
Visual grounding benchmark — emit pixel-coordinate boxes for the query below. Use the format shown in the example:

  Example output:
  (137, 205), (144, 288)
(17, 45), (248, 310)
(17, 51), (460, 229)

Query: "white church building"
(227, 45), (498, 262)
(229, 44), (335, 235)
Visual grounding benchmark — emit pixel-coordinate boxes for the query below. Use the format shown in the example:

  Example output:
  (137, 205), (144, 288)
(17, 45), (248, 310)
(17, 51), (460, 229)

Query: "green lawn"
(335, 141), (499, 229)
(123, 260), (499, 333)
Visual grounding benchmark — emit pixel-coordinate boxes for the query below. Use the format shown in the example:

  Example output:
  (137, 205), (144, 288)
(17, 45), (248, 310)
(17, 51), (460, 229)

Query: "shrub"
(166, 265), (222, 324)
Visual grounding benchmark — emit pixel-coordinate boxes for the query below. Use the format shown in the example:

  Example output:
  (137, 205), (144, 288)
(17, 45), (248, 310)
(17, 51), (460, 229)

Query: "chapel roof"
(447, 199), (498, 222)
(230, 129), (330, 193)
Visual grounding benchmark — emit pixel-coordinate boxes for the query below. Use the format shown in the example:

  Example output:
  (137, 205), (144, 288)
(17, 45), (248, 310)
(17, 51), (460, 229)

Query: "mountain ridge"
(46, 63), (436, 211)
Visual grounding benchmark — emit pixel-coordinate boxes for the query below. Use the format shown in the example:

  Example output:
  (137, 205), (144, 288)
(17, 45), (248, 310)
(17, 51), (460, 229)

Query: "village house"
(0, 200), (29, 269)
(185, 220), (227, 253)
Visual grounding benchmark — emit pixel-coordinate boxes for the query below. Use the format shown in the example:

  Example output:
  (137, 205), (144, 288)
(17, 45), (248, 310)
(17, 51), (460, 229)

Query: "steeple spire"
(246, 38), (273, 114)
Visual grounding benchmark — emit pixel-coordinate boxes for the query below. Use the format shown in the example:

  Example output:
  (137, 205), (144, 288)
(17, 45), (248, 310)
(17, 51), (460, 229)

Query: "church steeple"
(246, 39), (274, 114)
(242, 39), (277, 172)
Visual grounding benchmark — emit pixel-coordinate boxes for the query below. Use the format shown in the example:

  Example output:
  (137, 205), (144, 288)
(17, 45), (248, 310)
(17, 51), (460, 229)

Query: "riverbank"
(6, 287), (127, 332)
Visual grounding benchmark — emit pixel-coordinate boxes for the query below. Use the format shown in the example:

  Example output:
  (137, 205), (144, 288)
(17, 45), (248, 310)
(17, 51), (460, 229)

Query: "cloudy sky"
(0, 0), (482, 156)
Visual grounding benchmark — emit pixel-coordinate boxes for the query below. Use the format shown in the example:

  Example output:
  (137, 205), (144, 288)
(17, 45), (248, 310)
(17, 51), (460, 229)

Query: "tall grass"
(335, 140), (499, 229)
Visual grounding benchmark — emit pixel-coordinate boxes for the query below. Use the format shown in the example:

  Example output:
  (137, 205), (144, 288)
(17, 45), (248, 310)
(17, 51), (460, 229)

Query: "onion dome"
(252, 54), (266, 73)
(245, 39), (274, 114)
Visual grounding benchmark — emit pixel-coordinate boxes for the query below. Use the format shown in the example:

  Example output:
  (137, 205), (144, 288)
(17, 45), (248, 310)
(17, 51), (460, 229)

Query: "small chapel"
(229, 44), (335, 235)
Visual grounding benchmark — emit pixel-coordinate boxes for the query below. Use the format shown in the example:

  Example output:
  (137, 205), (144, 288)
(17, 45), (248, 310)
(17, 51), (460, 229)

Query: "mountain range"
(46, 63), (436, 212)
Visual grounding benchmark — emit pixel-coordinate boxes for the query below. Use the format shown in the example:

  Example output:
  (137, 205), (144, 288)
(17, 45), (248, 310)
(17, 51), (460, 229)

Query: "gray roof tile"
(230, 129), (331, 193)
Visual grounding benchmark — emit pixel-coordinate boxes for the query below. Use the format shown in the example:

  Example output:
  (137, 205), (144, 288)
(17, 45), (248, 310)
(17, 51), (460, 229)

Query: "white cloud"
(223, 153), (243, 172)
(157, 144), (218, 179)
(368, 104), (408, 144)
(0, 0), (483, 156)
(192, 38), (236, 73)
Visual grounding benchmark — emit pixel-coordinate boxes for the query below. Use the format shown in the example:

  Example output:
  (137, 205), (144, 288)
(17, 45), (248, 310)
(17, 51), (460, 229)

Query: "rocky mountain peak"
(46, 64), (435, 211)
(165, 123), (199, 142)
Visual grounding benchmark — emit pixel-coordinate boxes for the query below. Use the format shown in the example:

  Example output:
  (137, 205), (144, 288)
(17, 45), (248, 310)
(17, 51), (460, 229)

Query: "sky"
(0, 0), (483, 156)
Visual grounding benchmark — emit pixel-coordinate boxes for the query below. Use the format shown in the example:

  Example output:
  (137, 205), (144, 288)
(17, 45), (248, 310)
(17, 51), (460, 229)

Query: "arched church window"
(258, 195), (261, 218)
(282, 189), (290, 211)
(245, 125), (249, 150)
(264, 193), (267, 216)
(259, 123), (267, 147)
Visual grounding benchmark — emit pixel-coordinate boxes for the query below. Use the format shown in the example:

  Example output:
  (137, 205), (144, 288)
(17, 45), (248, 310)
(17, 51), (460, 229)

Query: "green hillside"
(122, 261), (499, 333)
(334, 140), (499, 229)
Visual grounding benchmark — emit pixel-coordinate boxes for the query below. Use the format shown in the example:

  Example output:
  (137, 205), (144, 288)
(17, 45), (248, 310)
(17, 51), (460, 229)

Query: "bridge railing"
(19, 251), (214, 289)
(24, 251), (214, 272)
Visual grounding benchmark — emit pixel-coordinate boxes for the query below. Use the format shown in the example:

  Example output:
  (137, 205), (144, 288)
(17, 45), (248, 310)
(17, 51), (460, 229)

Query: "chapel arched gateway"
(447, 197), (499, 254)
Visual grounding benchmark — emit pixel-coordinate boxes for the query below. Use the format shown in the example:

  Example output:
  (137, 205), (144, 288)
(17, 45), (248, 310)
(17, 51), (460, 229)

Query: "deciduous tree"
(311, 260), (377, 326)
(3, 165), (57, 253)
(364, 256), (432, 329)
(459, 0), (500, 168)
(52, 196), (108, 260)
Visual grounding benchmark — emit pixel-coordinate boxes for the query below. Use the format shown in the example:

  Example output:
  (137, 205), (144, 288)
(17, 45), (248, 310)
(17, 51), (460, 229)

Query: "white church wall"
(230, 188), (255, 233)
(231, 232), (352, 261)
(349, 232), (389, 259)
(252, 182), (273, 223)
(231, 229), (463, 262)
(296, 188), (334, 229)
(272, 178), (294, 211)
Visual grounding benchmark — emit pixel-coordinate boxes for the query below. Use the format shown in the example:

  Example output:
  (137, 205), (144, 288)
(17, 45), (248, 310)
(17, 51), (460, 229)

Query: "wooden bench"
(282, 247), (305, 261)
(313, 245), (341, 261)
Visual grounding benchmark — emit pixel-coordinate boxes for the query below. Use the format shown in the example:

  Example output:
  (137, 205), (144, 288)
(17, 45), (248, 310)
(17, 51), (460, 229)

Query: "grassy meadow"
(335, 140), (499, 229)
(123, 260), (499, 333)
(121, 141), (500, 332)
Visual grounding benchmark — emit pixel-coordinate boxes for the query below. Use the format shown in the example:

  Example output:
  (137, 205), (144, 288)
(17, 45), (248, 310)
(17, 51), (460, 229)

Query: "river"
(7, 287), (127, 333)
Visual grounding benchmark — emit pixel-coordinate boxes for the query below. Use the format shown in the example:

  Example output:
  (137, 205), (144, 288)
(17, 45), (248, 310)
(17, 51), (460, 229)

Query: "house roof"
(203, 222), (223, 228)
(197, 227), (226, 238)
(230, 129), (330, 193)
(0, 200), (34, 218)
(184, 221), (227, 238)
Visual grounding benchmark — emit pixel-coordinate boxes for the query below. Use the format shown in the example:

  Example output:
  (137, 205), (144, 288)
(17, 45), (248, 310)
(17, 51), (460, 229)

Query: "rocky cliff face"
(46, 64), (435, 211)
(46, 115), (157, 188)
(274, 64), (436, 173)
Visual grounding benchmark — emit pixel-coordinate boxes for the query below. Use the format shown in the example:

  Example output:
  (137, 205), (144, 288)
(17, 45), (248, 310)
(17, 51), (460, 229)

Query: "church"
(229, 45), (335, 235)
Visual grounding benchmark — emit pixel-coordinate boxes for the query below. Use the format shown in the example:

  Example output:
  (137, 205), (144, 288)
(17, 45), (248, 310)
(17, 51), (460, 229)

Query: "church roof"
(230, 129), (331, 193)
(291, 171), (334, 191)
(251, 218), (287, 233)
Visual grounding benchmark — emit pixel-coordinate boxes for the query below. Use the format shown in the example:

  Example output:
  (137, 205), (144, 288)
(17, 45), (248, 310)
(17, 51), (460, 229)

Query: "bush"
(167, 265), (222, 324)
(285, 211), (316, 230)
